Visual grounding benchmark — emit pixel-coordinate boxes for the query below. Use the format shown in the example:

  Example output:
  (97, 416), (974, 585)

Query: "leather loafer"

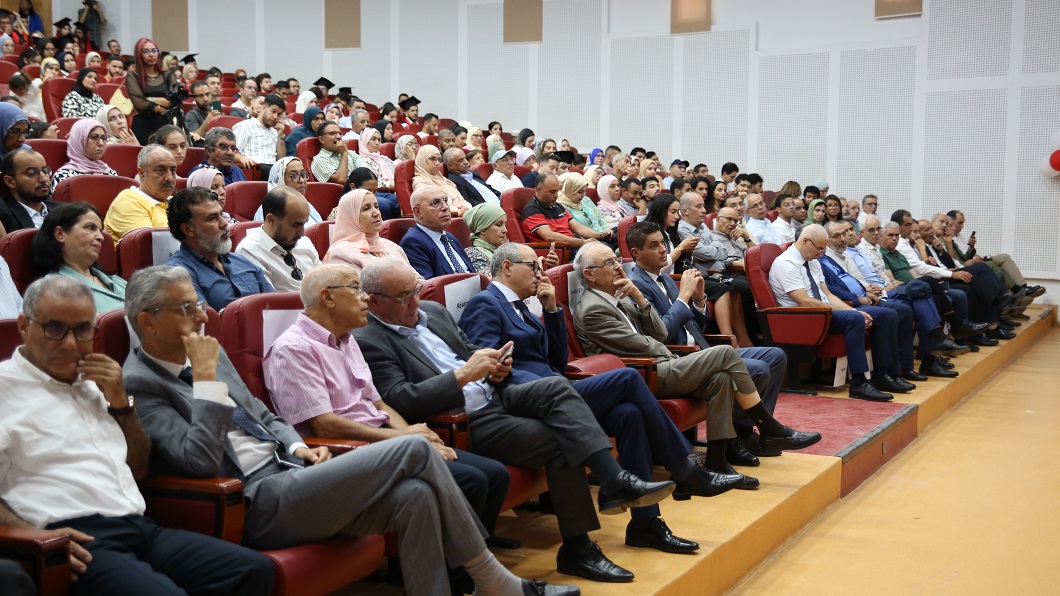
(672, 465), (742, 499)
(920, 357), (958, 378)
(1024, 285), (1045, 299)
(705, 461), (759, 490)
(902, 369), (928, 381)
(625, 518), (699, 554)
(957, 339), (979, 352)
(952, 320), (988, 339)
(597, 471), (675, 515)
(556, 541), (633, 583)
(849, 382), (893, 402)
(874, 372), (915, 394)
(994, 291), (1019, 314)
(986, 327), (1015, 340)
(522, 579), (581, 595)
(1007, 312), (1030, 321)
(758, 426), (822, 456)
(973, 335), (999, 346)
(726, 438), (760, 467)
(934, 338), (971, 356)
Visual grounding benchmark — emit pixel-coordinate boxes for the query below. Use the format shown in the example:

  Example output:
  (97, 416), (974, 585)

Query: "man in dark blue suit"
(400, 186), (476, 279)
(443, 147), (500, 208)
(460, 242), (743, 555)
(625, 222), (788, 460)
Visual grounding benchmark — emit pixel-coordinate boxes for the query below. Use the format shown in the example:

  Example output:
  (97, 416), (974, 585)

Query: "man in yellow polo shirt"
(104, 145), (178, 245)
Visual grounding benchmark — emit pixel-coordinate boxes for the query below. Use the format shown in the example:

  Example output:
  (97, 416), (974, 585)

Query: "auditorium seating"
(116, 227), (182, 280)
(303, 182), (344, 218)
(380, 217), (417, 245)
(42, 77), (76, 121)
(26, 138), (68, 172)
(295, 137), (321, 181)
(52, 117), (80, 140)
(178, 147), (207, 178)
(226, 181), (269, 222)
(393, 159), (415, 216)
(305, 221), (335, 260)
(101, 144), (143, 178)
(617, 215), (637, 259)
(52, 175), (138, 222)
(0, 230), (44, 294)
(0, 317), (22, 359)
(473, 163), (493, 181)
(207, 115), (246, 131)
(230, 221), (264, 248)
(499, 187), (570, 264)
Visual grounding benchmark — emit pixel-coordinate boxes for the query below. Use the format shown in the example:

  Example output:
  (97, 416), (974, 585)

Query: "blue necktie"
(441, 234), (466, 273)
(804, 262), (822, 300)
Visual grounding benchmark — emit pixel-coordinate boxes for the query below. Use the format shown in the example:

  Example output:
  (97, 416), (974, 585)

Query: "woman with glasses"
(464, 127), (483, 151)
(252, 157), (323, 222)
(50, 119), (118, 192)
(411, 144), (469, 216)
(325, 188), (409, 268)
(0, 103), (30, 159)
(186, 166), (236, 224)
(462, 202), (508, 276)
(126, 37), (182, 144)
(32, 202), (127, 313)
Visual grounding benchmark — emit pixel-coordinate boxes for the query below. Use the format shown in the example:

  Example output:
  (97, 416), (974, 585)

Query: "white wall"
(54, 0), (1060, 283)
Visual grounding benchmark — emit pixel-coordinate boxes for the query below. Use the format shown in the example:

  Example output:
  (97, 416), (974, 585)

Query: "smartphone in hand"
(212, 100), (222, 112)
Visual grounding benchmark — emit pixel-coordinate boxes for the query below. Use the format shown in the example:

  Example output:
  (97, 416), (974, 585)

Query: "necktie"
(178, 367), (194, 386)
(441, 234), (466, 273)
(660, 275), (710, 349)
(804, 262), (822, 300)
(512, 300), (541, 333)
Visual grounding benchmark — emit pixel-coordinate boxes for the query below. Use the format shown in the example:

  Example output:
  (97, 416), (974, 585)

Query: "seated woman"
(323, 103), (343, 123)
(187, 166), (237, 224)
(32, 202), (127, 313)
(462, 202), (508, 276)
(464, 127), (483, 150)
(38, 57), (61, 84)
(556, 172), (617, 249)
(357, 126), (400, 219)
(0, 34), (13, 56)
(50, 118), (118, 192)
(645, 194), (700, 275)
(284, 106), (324, 156)
(823, 195), (844, 224)
(96, 104), (139, 145)
(8, 74), (43, 121)
(295, 89), (321, 113)
(587, 148), (604, 167)
(84, 51), (102, 67)
(515, 128), (534, 148)
(393, 134), (418, 165)
(150, 125), (188, 171)
(61, 68), (107, 118)
(807, 198), (826, 226)
(324, 188), (408, 268)
(533, 138), (556, 162)
(412, 144), (470, 216)
(582, 164), (603, 187)
(182, 63), (198, 84)
(0, 104), (30, 160)
(27, 119), (59, 139)
(594, 174), (623, 227)
(328, 167), (377, 220)
(253, 156), (324, 222)
(372, 119), (396, 143)
(56, 50), (76, 75)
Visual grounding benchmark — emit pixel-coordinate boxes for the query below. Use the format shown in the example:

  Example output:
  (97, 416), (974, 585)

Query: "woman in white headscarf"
(251, 156), (324, 222)
(295, 90), (320, 113)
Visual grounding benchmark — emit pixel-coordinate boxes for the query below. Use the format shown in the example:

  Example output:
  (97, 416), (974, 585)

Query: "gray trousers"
(242, 435), (487, 596)
(656, 345), (757, 441)
(985, 253), (1024, 287)
(469, 376), (613, 538)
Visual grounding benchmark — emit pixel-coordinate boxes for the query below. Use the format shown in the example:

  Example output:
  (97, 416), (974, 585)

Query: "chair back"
(745, 243), (785, 309)
(101, 144), (142, 178)
(765, 209), (778, 222)
(206, 115), (246, 131)
(472, 163), (493, 181)
(419, 272), (490, 306)
(0, 229), (44, 294)
(116, 227), (181, 280)
(225, 181), (269, 222)
(617, 215), (637, 260)
(0, 318), (21, 360)
(295, 137), (321, 181)
(42, 77), (76, 121)
(499, 187), (537, 243)
(25, 139), (69, 173)
(178, 147), (206, 178)
(380, 218), (417, 245)
(448, 217), (471, 248)
(95, 307), (222, 367)
(305, 221), (335, 260)
(304, 182), (344, 219)
(394, 159), (415, 216)
(52, 117), (81, 140)
(52, 175), (137, 223)
(219, 292), (304, 412)
(544, 263), (588, 359)
(229, 221), (263, 249)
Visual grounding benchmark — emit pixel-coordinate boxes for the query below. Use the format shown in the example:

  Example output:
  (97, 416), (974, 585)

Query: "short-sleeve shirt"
(103, 187), (168, 245)
(166, 244), (275, 310)
(769, 244), (825, 307)
(521, 198), (574, 242)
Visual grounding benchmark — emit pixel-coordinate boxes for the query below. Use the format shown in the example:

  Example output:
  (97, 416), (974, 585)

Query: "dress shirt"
(375, 311), (494, 412)
(252, 202), (323, 224)
(952, 231), (972, 255)
(264, 314), (389, 436)
(770, 217), (796, 243)
(825, 247), (867, 283)
(769, 245), (825, 307)
(233, 118), (279, 164)
(0, 348), (146, 527)
(0, 258), (22, 317)
(18, 200), (47, 228)
(416, 224), (466, 273)
(491, 280), (529, 321)
(166, 244), (275, 311)
(486, 171), (522, 193)
(589, 288), (639, 332)
(859, 238), (890, 281)
(235, 227), (321, 292)
(310, 148), (364, 184)
(845, 245), (887, 287)
(103, 187), (168, 245)
(746, 217), (780, 244)
(820, 255), (868, 298)
(896, 237), (951, 278)
(857, 210), (870, 229)
(460, 172), (501, 206)
(230, 99), (251, 118)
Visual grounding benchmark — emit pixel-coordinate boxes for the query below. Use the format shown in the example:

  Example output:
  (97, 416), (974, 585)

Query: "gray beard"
(197, 230), (232, 255)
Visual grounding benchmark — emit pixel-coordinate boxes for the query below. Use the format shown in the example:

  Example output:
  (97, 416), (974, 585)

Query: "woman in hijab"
(85, 51), (102, 67)
(294, 90), (320, 113)
(556, 172), (617, 249)
(462, 202), (508, 276)
(284, 106), (323, 156)
(95, 104), (138, 145)
(325, 189), (409, 268)
(56, 50), (76, 75)
(323, 103), (342, 123)
(587, 148), (604, 167)
(187, 166), (237, 224)
(807, 198), (826, 225)
(412, 144), (469, 216)
(372, 119), (395, 143)
(0, 103), (31, 159)
(39, 57), (61, 83)
(582, 164), (603, 187)
(394, 134), (419, 164)
(595, 174), (623, 227)
(252, 157), (324, 222)
(50, 118), (118, 192)
(465, 127), (483, 150)
(515, 128), (535, 148)
(61, 68), (106, 118)
(0, 34), (14, 56)
(357, 126), (400, 219)
(514, 147), (536, 169)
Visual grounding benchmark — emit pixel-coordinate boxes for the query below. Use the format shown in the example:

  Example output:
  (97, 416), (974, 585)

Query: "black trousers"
(0, 560), (34, 596)
(446, 449), (510, 537)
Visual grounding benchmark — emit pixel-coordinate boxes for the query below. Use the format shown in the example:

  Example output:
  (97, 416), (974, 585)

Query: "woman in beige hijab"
(411, 145), (470, 216)
(325, 189), (409, 268)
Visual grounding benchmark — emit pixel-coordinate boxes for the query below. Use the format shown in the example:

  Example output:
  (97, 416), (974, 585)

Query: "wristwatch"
(108, 395), (135, 416)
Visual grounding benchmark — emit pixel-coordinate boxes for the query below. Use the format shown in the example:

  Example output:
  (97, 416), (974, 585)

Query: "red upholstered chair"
(295, 137), (321, 181)
(20, 63), (40, 79)
(513, 165), (530, 179)
(42, 77), (76, 121)
(26, 138), (68, 172)
(380, 217), (417, 245)
(705, 212), (718, 230)
(52, 175), (137, 223)
(0, 526), (72, 595)
(616, 215), (637, 259)
(0, 318), (21, 359)
(226, 181), (269, 222)
(101, 144), (143, 178)
(178, 147), (206, 177)
(393, 159), (415, 216)
(765, 209), (778, 222)
(448, 217), (471, 248)
(472, 163), (493, 181)
(380, 142), (396, 159)
(763, 190), (777, 207)
(230, 221), (263, 249)
(344, 139), (359, 153)
(289, 113), (303, 124)
(207, 115), (246, 131)
(421, 134), (438, 148)
(116, 227), (181, 280)
(305, 221), (335, 260)
(585, 188), (599, 204)
(304, 182), (343, 219)
(0, 230), (43, 294)
(219, 292), (304, 410)
(499, 187), (570, 264)
(52, 117), (81, 140)
(95, 83), (125, 104)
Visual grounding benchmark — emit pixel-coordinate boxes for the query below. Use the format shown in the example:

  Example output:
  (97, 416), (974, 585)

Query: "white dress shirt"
(746, 216), (780, 245)
(897, 237), (952, 278)
(235, 227), (321, 292)
(486, 171), (522, 193)
(0, 258), (22, 318)
(771, 217), (796, 243)
(769, 245), (826, 307)
(416, 224), (466, 273)
(18, 200), (48, 228)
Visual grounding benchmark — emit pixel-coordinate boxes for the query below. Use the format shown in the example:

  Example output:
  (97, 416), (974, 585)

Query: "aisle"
(733, 327), (1060, 595)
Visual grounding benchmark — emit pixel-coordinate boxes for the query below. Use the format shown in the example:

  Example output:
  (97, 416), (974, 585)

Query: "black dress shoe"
(726, 438), (760, 467)
(758, 426), (822, 455)
(957, 339), (980, 352)
(704, 461), (759, 490)
(973, 335), (999, 346)
(998, 316), (1021, 328)
(556, 541), (633, 583)
(521, 579), (581, 595)
(902, 369), (928, 381)
(596, 471), (675, 515)
(849, 382), (893, 402)
(994, 291), (1018, 314)
(873, 372), (915, 393)
(1007, 312), (1030, 321)
(672, 465), (743, 499)
(920, 357), (958, 378)
(934, 338), (971, 356)
(986, 327), (1015, 340)
(625, 518), (700, 554)
(952, 320), (988, 339)
(739, 432), (778, 457)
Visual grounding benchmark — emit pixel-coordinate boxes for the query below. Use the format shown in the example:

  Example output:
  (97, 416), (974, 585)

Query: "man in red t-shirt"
(520, 174), (615, 247)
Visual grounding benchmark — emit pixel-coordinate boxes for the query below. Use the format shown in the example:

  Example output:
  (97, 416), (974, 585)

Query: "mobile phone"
(498, 342), (514, 363)
(212, 100), (222, 112)
(971, 231), (976, 237)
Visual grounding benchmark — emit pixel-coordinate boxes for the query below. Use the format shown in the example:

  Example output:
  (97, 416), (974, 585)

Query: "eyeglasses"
(806, 239), (826, 254)
(326, 283), (367, 297)
(18, 166), (52, 178)
(426, 197), (450, 209)
(26, 317), (98, 342)
(283, 253), (303, 281)
(149, 300), (207, 318)
(141, 48), (159, 55)
(586, 257), (619, 270)
(509, 259), (542, 274)
(286, 172), (310, 182)
(371, 282), (423, 306)
(6, 126), (28, 138)
(883, 232), (901, 238)
(87, 133), (107, 143)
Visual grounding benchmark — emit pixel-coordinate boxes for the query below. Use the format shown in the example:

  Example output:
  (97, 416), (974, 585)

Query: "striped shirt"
(0, 258), (22, 318)
(233, 118), (280, 164)
(310, 148), (364, 183)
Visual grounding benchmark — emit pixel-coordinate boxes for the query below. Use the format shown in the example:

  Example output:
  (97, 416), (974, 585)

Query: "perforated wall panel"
(681, 30), (750, 174)
(467, 4), (529, 133)
(836, 46), (915, 206)
(398, 0), (459, 119)
(537, 0), (602, 151)
(325, 0), (392, 105)
(1012, 85), (1060, 273)
(756, 52), (829, 189)
(1022, 0), (1060, 75)
(197, 0), (257, 74)
(608, 35), (674, 157)
(264, 0), (324, 87)
(927, 0), (1011, 80)
(921, 89), (1007, 252)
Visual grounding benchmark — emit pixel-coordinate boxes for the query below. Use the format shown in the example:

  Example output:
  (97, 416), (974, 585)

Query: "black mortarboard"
(313, 77), (334, 89)
(53, 17), (72, 29)
(553, 150), (575, 164)
(73, 21), (89, 34)
(398, 96), (420, 111)
(337, 86), (352, 95)
(181, 54), (198, 65)
(53, 34), (74, 50)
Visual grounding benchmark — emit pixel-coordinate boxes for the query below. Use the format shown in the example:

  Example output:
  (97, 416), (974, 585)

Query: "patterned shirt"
(233, 118), (280, 164)
(310, 147), (364, 184)
(61, 91), (106, 119)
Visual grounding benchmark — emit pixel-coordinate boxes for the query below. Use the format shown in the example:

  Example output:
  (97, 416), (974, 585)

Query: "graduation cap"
(53, 17), (72, 30)
(550, 150), (575, 164)
(313, 77), (334, 90)
(337, 86), (353, 95)
(181, 54), (198, 65)
(398, 96), (421, 111)
(73, 21), (89, 34)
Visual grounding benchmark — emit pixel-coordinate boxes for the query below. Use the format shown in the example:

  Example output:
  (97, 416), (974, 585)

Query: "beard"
(196, 229), (232, 255)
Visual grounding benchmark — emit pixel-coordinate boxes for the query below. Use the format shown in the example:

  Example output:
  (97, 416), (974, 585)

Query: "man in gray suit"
(121, 265), (577, 596)
(573, 242), (821, 485)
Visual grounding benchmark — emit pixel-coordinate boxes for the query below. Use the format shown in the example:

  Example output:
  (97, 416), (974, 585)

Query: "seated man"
(104, 144), (176, 245)
(354, 258), (676, 583)
(616, 178), (646, 218)
(235, 186), (321, 292)
(122, 265), (574, 596)
(768, 224), (901, 402)
(0, 149), (59, 233)
(626, 223), (788, 456)
(437, 129), (457, 153)
(184, 81), (221, 143)
(165, 187), (274, 309)
(521, 174), (612, 248)
(2, 275), (273, 594)
(574, 241), (821, 475)
(769, 193), (798, 243)
(858, 194), (878, 228)
(416, 113), (439, 139)
(695, 207), (760, 338)
(228, 77), (258, 119)
(400, 186), (476, 278)
(233, 94), (287, 177)
(521, 153), (559, 189)
(485, 150), (522, 194)
(461, 244), (739, 553)
(264, 264), (511, 542)
(310, 120), (363, 185)
(744, 193), (780, 245)
(189, 128), (248, 185)
(444, 147), (499, 207)
(341, 109), (370, 141)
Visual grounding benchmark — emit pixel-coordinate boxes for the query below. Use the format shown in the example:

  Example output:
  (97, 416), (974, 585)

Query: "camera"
(165, 84), (190, 104)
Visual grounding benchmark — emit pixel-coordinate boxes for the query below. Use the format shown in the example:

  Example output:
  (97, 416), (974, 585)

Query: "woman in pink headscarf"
(595, 174), (622, 227)
(356, 127), (400, 219)
(187, 166), (237, 224)
(324, 188), (409, 268)
(50, 118), (118, 192)
(411, 144), (469, 216)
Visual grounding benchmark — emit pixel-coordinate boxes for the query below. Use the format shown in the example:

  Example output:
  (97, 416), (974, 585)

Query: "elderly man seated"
(444, 147), (500, 207)
(400, 186), (477, 278)
(485, 150), (522, 194)
(521, 174), (612, 249)
(743, 193), (780, 245)
(103, 144), (176, 244)
(311, 120), (364, 184)
(188, 128), (248, 185)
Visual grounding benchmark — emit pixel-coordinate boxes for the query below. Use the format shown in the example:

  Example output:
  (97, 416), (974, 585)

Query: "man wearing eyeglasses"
(0, 148), (58, 233)
(236, 186), (320, 292)
(858, 194), (878, 229)
(0, 275), (275, 594)
(190, 128), (248, 185)
(401, 185), (477, 279)
(165, 187), (273, 310)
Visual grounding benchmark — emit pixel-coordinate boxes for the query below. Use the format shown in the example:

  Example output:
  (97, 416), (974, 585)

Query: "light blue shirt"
(846, 245), (887, 287)
(460, 172), (500, 206)
(745, 217), (780, 245)
(416, 224), (466, 273)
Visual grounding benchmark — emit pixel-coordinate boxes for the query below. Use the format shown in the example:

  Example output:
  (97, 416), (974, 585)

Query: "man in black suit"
(0, 149), (60, 233)
(443, 147), (499, 208)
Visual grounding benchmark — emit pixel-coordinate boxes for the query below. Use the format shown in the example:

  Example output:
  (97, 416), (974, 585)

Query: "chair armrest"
(703, 333), (738, 348)
(139, 475), (245, 543)
(139, 475), (243, 495)
(0, 527), (70, 596)
(666, 344), (701, 354)
(619, 356), (659, 392)
(567, 353), (626, 374)
(427, 411), (470, 451)
(756, 307), (832, 346)
(304, 437), (367, 455)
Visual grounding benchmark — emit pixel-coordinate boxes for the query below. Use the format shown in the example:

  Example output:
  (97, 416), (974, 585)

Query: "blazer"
(459, 283), (567, 379)
(400, 225), (475, 279)
(0, 195), (60, 233)
(446, 171), (499, 208)
(573, 287), (674, 362)
(123, 347), (304, 495)
(627, 264), (709, 346)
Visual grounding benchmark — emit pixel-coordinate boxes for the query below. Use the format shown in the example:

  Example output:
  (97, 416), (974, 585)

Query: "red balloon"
(1051, 150), (1060, 171)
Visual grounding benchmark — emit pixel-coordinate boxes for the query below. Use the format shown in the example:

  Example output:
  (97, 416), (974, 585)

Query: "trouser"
(657, 345), (756, 441)
(985, 253), (1025, 287)
(829, 306), (898, 376)
(872, 300), (917, 370)
(0, 560), (34, 596)
(887, 294), (942, 358)
(948, 263), (1005, 323)
(445, 449), (510, 537)
(733, 346), (786, 435)
(853, 305), (901, 374)
(48, 514), (273, 596)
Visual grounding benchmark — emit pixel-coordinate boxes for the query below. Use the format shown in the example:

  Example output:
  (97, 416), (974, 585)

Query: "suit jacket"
(460, 283), (567, 379)
(628, 265), (709, 346)
(0, 195), (60, 233)
(123, 347), (304, 495)
(446, 171), (499, 208)
(400, 225), (475, 279)
(573, 288), (674, 362)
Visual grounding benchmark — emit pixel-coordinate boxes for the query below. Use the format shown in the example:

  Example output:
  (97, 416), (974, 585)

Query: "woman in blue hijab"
(284, 106), (324, 156)
(0, 103), (31, 159)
